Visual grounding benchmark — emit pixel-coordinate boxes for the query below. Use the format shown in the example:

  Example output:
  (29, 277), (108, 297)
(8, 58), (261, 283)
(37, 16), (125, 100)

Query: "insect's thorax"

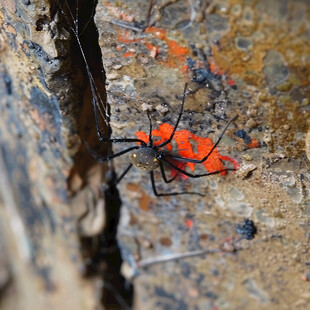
(130, 147), (160, 171)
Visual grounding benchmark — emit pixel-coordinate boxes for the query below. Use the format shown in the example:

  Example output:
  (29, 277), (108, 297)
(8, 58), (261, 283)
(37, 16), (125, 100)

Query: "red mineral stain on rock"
(135, 123), (239, 179)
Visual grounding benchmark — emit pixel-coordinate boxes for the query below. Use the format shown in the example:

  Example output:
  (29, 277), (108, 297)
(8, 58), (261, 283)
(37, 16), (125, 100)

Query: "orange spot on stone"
(123, 51), (135, 57)
(181, 64), (188, 73)
(120, 13), (135, 22)
(118, 30), (140, 44)
(144, 42), (159, 58)
(186, 219), (194, 229)
(115, 26), (189, 68)
(248, 139), (259, 148)
(145, 27), (166, 40)
(227, 79), (235, 86)
(167, 40), (189, 56)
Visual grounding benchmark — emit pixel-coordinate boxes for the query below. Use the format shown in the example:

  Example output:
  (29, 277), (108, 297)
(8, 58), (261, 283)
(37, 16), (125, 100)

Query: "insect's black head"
(130, 147), (160, 171)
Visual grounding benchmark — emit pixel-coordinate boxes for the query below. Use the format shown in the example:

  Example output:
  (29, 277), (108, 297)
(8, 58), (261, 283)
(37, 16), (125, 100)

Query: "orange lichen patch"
(145, 27), (166, 40)
(181, 64), (188, 73)
(117, 26), (189, 68)
(144, 42), (159, 58)
(135, 123), (239, 178)
(145, 27), (189, 57)
(120, 13), (135, 22)
(227, 79), (236, 86)
(123, 51), (135, 57)
(247, 138), (259, 148)
(209, 61), (225, 75)
(185, 219), (194, 230)
(167, 39), (189, 57)
(118, 30), (140, 44)
(104, 1), (135, 22)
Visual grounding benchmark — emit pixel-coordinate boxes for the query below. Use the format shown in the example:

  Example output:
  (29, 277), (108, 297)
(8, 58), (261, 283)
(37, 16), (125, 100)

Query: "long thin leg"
(115, 164), (133, 184)
(164, 115), (238, 164)
(157, 83), (188, 148)
(86, 144), (139, 163)
(159, 161), (178, 183)
(98, 137), (147, 146)
(147, 113), (153, 147)
(163, 159), (235, 178)
(145, 0), (154, 28)
(150, 171), (204, 197)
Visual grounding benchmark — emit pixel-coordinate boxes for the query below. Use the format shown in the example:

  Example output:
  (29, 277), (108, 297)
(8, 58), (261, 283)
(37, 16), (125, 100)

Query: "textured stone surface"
(1, 0), (310, 309)
(95, 0), (310, 309)
(0, 1), (105, 309)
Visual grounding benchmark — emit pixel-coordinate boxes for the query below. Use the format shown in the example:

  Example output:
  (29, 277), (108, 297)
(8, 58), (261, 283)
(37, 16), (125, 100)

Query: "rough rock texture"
(1, 0), (310, 310)
(0, 0), (107, 309)
(95, 0), (310, 309)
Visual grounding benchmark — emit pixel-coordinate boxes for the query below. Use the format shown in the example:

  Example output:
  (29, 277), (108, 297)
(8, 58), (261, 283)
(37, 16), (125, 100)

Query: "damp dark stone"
(36, 17), (49, 31)
(236, 218), (257, 240)
(263, 50), (290, 86)
(234, 129), (246, 138)
(205, 14), (229, 33)
(234, 130), (252, 144)
(2, 71), (12, 95)
(243, 135), (252, 144)
(235, 37), (253, 51)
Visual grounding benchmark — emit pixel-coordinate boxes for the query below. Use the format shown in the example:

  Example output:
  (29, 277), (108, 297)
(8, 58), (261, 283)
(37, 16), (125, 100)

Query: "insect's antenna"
(60, 0), (110, 129)
(147, 112), (153, 147)
(157, 83), (188, 148)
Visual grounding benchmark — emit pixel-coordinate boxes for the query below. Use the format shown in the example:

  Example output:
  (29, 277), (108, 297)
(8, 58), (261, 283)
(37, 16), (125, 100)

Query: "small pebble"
(106, 72), (119, 80)
(141, 102), (153, 112)
(241, 154), (253, 161)
(155, 104), (169, 115)
(113, 64), (123, 70)
(245, 118), (257, 128)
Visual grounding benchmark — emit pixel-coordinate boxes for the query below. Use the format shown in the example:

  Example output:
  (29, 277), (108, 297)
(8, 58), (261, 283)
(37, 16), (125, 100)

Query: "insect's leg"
(145, 0), (154, 28)
(163, 158), (235, 178)
(99, 137), (147, 146)
(147, 112), (153, 147)
(150, 171), (204, 197)
(86, 143), (140, 163)
(164, 115), (238, 164)
(115, 164), (133, 184)
(196, 114), (238, 164)
(157, 83), (188, 148)
(159, 161), (178, 183)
